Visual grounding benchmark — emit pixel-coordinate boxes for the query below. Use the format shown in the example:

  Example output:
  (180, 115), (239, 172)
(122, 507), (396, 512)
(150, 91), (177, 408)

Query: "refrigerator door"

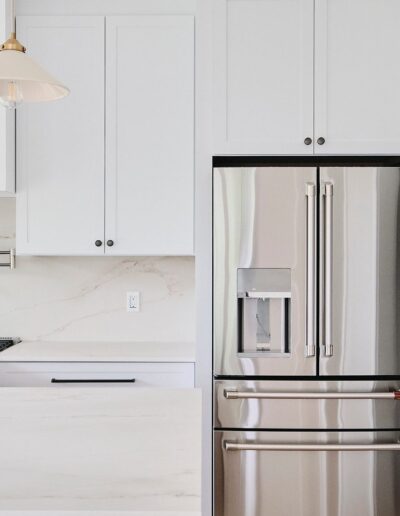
(214, 430), (400, 516)
(213, 167), (317, 376)
(319, 167), (400, 375)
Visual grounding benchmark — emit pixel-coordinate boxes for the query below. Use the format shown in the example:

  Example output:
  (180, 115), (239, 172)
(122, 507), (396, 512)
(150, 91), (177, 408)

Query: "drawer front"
(215, 430), (400, 516)
(0, 362), (194, 388)
(215, 379), (400, 430)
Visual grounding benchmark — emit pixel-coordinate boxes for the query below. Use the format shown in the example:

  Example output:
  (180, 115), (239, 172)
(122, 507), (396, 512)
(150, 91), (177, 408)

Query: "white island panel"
(0, 388), (201, 513)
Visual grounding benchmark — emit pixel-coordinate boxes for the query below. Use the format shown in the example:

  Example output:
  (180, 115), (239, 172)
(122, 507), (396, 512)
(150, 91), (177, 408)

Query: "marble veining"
(0, 388), (201, 512)
(0, 199), (195, 344)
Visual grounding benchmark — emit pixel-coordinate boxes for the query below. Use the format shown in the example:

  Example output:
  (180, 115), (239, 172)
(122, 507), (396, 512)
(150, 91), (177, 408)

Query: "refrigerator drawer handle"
(224, 441), (400, 452)
(306, 182), (316, 357)
(323, 182), (333, 357)
(224, 390), (400, 400)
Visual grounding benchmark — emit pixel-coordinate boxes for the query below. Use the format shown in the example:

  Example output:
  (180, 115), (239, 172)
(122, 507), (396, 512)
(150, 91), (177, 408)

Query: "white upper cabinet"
(314, 0), (400, 155)
(213, 0), (314, 155)
(16, 14), (194, 256)
(105, 16), (194, 255)
(214, 0), (400, 156)
(0, 0), (15, 194)
(16, 16), (105, 255)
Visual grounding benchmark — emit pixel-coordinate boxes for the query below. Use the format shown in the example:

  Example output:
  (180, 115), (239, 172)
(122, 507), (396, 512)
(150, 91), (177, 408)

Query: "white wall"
(195, 0), (213, 514)
(0, 0), (15, 194)
(0, 199), (195, 344)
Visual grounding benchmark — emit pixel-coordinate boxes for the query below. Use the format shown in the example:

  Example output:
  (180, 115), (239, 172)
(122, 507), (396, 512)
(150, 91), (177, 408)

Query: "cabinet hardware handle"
(224, 390), (400, 400)
(304, 137), (312, 145)
(107, 240), (114, 247)
(323, 183), (333, 356)
(224, 441), (400, 452)
(51, 378), (136, 383)
(305, 183), (316, 357)
(95, 240), (103, 247)
(317, 137), (325, 145)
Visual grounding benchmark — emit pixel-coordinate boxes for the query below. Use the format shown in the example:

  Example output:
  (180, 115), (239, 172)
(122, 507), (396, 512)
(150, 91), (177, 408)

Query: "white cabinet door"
(0, 0), (15, 194)
(105, 16), (194, 255)
(213, 0), (314, 155)
(315, 0), (400, 155)
(16, 16), (105, 255)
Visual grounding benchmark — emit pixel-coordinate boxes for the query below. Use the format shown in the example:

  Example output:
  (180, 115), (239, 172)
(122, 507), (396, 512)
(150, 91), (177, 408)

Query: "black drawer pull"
(51, 378), (136, 384)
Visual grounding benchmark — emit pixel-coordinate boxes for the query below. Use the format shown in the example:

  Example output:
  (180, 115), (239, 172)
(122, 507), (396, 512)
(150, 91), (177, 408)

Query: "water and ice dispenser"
(237, 269), (291, 355)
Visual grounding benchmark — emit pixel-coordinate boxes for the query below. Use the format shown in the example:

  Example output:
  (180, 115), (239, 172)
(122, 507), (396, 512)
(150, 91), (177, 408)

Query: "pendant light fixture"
(0, 0), (69, 109)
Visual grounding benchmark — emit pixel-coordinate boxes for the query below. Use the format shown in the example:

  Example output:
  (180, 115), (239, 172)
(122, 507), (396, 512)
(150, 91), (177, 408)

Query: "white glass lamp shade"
(0, 49), (69, 109)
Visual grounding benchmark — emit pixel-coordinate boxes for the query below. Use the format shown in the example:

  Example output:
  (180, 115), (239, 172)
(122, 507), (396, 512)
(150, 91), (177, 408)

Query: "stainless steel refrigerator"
(213, 165), (400, 516)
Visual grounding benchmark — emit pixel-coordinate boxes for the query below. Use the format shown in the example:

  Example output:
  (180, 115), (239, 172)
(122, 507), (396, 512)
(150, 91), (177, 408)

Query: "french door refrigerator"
(213, 165), (400, 516)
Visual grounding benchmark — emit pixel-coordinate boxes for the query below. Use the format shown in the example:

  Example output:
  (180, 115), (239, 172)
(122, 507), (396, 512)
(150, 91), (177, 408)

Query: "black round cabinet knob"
(304, 137), (312, 146)
(107, 240), (114, 247)
(95, 240), (102, 247)
(317, 137), (326, 145)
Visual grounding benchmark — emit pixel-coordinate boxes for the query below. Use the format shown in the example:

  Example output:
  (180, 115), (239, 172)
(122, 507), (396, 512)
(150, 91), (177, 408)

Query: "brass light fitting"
(0, 32), (26, 53)
(0, 0), (69, 108)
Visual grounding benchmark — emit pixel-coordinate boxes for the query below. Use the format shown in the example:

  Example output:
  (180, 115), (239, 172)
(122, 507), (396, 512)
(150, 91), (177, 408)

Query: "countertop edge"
(0, 341), (196, 364)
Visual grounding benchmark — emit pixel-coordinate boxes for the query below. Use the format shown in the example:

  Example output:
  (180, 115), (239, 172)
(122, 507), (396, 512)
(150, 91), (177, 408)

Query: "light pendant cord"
(11, 0), (16, 34)
(1, 0), (26, 52)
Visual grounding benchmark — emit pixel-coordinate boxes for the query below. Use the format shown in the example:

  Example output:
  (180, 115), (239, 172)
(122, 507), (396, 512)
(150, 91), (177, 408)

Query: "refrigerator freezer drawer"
(214, 430), (400, 516)
(214, 380), (400, 429)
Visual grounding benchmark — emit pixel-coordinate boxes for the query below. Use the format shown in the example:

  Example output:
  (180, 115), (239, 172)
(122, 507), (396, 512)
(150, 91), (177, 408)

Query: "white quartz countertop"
(0, 340), (195, 363)
(0, 388), (201, 513)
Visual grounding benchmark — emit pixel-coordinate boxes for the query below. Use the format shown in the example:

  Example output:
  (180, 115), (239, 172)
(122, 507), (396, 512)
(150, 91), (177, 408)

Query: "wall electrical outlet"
(126, 291), (140, 312)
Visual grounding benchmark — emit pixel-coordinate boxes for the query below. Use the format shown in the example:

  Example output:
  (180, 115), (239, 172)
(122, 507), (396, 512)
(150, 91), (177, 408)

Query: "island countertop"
(0, 388), (201, 513)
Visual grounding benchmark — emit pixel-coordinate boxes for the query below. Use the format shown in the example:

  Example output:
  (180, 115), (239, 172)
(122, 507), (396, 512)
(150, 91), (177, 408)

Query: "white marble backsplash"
(0, 199), (195, 343)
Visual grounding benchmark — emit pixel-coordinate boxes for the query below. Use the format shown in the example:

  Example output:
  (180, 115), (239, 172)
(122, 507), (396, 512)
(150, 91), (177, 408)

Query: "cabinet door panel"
(105, 16), (194, 255)
(315, 0), (400, 155)
(213, 0), (314, 155)
(16, 16), (105, 255)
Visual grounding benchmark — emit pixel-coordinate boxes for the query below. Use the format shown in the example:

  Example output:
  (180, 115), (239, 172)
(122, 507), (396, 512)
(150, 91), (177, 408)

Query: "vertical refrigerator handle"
(324, 183), (333, 357)
(306, 183), (316, 357)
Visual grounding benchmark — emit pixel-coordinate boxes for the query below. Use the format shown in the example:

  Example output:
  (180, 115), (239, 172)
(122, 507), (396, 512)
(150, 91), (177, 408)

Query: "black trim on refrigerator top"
(213, 155), (400, 168)
(214, 375), (400, 381)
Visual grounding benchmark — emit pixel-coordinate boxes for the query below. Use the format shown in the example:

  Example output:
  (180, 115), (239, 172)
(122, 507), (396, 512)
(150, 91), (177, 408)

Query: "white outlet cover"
(126, 291), (140, 312)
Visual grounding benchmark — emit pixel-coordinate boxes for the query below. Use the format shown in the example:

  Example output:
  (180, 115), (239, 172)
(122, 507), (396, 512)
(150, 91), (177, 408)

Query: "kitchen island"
(0, 388), (201, 514)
